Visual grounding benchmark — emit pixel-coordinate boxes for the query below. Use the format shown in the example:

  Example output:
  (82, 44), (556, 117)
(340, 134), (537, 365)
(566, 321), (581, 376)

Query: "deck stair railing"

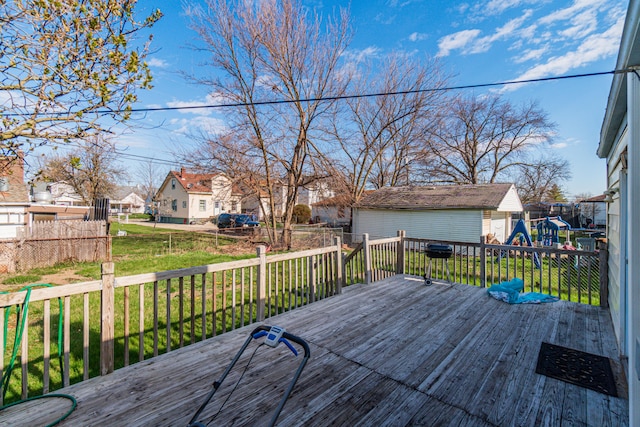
(0, 238), (343, 406)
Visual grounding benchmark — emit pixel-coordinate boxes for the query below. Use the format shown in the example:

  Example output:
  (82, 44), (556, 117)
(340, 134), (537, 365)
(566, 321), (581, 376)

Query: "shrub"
(292, 204), (311, 224)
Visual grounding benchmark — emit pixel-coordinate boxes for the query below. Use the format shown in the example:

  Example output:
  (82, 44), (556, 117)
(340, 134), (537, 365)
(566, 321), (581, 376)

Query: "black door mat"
(535, 342), (618, 397)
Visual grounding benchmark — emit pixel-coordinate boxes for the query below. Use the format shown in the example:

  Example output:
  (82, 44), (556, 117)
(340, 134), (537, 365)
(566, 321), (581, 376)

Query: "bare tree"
(325, 54), (448, 204)
(39, 137), (125, 205)
(136, 159), (165, 209)
(421, 93), (556, 184)
(1, 1), (161, 162)
(515, 156), (571, 204)
(183, 0), (351, 247)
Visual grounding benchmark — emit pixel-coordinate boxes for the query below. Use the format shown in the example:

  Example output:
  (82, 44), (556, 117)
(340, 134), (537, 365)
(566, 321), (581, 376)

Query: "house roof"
(353, 183), (521, 211)
(111, 186), (143, 200)
(311, 190), (376, 207)
(580, 194), (607, 203)
(169, 170), (217, 193)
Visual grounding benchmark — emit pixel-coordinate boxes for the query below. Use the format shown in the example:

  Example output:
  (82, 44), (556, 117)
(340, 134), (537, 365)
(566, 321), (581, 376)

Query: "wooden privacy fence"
(0, 238), (342, 405)
(344, 231), (607, 307)
(0, 220), (109, 273)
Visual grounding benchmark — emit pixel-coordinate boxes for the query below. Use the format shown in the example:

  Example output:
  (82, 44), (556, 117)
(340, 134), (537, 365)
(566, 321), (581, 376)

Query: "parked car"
(216, 213), (260, 229)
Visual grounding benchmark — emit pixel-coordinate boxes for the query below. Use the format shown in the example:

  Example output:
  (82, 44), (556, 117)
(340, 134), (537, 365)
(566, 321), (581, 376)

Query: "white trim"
(627, 69), (640, 426)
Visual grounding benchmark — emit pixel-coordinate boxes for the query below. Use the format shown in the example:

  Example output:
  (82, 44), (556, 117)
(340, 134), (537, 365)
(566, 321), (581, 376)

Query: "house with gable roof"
(352, 183), (523, 243)
(110, 186), (146, 214)
(154, 168), (242, 224)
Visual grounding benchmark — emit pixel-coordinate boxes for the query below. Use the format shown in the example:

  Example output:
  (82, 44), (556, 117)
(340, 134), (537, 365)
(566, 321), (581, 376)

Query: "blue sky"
(78, 0), (627, 199)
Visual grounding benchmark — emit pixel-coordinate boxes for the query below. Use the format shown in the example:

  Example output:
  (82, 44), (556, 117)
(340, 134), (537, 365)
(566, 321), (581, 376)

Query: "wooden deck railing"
(0, 239), (342, 405)
(343, 232), (607, 307)
(0, 232), (606, 405)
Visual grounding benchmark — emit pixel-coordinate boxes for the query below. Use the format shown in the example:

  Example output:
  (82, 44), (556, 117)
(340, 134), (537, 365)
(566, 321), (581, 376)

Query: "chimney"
(180, 167), (185, 177)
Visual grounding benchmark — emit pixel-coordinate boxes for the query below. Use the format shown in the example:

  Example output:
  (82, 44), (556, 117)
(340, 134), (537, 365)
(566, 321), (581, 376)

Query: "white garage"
(352, 183), (523, 243)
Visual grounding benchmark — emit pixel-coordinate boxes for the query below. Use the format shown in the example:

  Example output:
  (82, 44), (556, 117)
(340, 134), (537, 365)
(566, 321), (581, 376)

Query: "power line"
(48, 141), (179, 168)
(1, 69), (623, 117)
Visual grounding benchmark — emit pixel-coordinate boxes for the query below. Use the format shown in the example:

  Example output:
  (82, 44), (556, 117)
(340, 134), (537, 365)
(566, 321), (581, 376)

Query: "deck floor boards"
(1, 276), (628, 426)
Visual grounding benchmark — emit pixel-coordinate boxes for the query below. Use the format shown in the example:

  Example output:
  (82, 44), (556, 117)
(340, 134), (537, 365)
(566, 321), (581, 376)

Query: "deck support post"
(363, 233), (371, 284)
(100, 262), (115, 375)
(334, 236), (343, 294)
(598, 240), (609, 308)
(480, 235), (487, 288)
(256, 246), (267, 321)
(309, 256), (316, 303)
(396, 230), (406, 275)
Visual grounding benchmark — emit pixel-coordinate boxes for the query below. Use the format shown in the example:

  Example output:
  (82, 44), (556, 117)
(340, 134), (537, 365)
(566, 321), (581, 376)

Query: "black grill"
(425, 243), (453, 259)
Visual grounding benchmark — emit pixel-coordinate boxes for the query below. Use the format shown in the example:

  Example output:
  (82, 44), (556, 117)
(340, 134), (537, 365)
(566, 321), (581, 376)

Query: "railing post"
(396, 230), (406, 274)
(598, 240), (609, 308)
(309, 256), (316, 302)
(334, 236), (343, 294)
(363, 233), (371, 284)
(480, 235), (486, 288)
(100, 262), (115, 375)
(256, 245), (267, 321)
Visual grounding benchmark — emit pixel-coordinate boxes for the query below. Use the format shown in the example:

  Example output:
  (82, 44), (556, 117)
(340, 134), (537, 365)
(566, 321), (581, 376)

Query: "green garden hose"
(0, 284), (77, 426)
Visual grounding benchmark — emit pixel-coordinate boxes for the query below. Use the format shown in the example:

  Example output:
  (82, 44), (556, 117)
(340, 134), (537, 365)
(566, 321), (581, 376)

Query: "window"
(214, 201), (220, 209)
(171, 199), (177, 211)
(199, 200), (206, 211)
(231, 202), (237, 212)
(182, 201), (187, 209)
(171, 179), (176, 190)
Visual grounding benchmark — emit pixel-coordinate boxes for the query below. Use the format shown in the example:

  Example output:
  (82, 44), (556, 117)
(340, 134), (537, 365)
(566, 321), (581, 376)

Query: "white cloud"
(539, 0), (604, 25)
(408, 32), (428, 42)
(436, 29), (481, 57)
(342, 46), (382, 63)
(147, 58), (170, 68)
(374, 13), (396, 25)
(558, 9), (598, 39)
(166, 100), (212, 116)
(169, 116), (227, 135)
(485, 0), (525, 15)
(470, 0), (548, 18)
(513, 46), (549, 63)
(502, 13), (624, 91)
(438, 9), (533, 56)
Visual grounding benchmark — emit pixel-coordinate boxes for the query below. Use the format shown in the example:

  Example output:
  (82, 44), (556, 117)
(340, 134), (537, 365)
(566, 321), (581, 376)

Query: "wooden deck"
(4, 276), (628, 426)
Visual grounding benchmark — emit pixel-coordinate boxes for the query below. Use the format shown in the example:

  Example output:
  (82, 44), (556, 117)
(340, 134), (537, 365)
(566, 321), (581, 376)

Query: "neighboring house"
(154, 168), (241, 224)
(597, 0), (640, 422)
(243, 179), (338, 221)
(47, 182), (85, 206)
(311, 194), (353, 227)
(0, 152), (30, 238)
(352, 183), (523, 243)
(110, 186), (146, 214)
(297, 178), (335, 207)
(577, 194), (606, 228)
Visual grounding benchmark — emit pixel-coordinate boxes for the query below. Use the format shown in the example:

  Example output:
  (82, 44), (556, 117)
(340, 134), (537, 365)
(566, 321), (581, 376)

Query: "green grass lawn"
(0, 223), (252, 288)
(0, 225), (276, 403)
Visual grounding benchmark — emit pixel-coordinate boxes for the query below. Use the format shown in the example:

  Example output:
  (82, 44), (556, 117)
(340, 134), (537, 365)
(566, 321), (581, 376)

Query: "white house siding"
(606, 125), (627, 348)
(497, 186), (524, 212)
(490, 211), (510, 243)
(188, 194), (213, 221)
(0, 206), (26, 238)
(353, 209), (482, 242)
